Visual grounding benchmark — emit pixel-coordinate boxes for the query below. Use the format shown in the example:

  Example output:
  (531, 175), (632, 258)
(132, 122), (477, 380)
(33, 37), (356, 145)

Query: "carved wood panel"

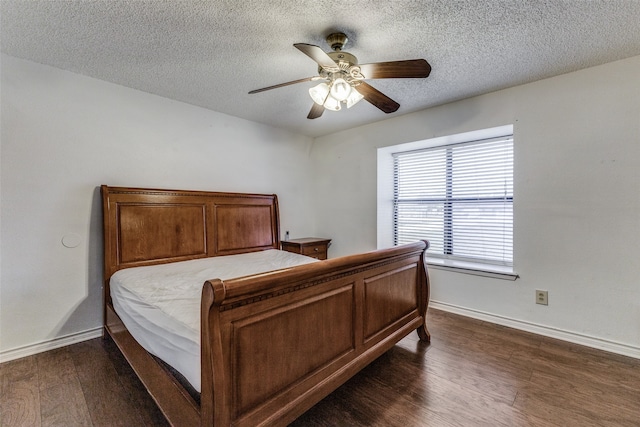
(231, 285), (355, 416)
(215, 204), (275, 254)
(117, 204), (207, 264)
(363, 264), (418, 340)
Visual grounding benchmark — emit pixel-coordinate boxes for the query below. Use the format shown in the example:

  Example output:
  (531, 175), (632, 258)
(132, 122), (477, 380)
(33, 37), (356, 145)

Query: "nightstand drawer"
(281, 238), (331, 260)
(300, 245), (326, 257)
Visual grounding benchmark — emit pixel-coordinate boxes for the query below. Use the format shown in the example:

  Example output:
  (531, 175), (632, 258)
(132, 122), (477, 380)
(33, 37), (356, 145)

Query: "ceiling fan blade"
(294, 43), (340, 73)
(307, 103), (324, 119)
(249, 77), (316, 94)
(356, 82), (400, 114)
(359, 59), (431, 79)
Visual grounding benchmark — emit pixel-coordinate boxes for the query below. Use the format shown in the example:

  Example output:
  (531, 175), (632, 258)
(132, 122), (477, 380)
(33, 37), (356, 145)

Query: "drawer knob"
(314, 247), (319, 251)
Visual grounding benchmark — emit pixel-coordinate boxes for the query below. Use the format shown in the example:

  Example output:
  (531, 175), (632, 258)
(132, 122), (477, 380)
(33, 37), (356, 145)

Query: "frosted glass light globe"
(330, 78), (351, 101)
(309, 83), (330, 105)
(346, 88), (364, 108)
(323, 95), (342, 111)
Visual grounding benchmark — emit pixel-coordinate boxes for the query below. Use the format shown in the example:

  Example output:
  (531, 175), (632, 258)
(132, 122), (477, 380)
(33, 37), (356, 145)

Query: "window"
(393, 134), (513, 267)
(377, 126), (516, 279)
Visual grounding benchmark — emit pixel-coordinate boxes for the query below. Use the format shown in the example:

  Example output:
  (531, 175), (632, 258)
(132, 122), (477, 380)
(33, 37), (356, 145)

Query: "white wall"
(0, 55), (315, 358)
(2, 53), (639, 361)
(311, 55), (640, 356)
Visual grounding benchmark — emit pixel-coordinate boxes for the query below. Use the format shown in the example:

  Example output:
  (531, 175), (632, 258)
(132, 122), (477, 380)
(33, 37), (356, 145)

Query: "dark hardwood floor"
(2, 309), (639, 426)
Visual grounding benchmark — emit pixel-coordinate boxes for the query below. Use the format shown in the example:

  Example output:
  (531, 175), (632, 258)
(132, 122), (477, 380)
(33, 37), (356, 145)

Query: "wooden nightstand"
(281, 237), (331, 260)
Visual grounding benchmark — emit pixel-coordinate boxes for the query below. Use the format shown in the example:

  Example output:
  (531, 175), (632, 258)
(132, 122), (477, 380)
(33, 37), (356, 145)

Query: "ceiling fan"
(248, 32), (431, 119)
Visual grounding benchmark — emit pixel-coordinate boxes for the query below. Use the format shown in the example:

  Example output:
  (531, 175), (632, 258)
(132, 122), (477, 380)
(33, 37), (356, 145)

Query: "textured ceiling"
(2, 1), (640, 138)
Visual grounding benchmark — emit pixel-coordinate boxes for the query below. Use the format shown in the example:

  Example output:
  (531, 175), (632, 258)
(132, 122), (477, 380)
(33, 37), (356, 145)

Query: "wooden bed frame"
(101, 185), (430, 427)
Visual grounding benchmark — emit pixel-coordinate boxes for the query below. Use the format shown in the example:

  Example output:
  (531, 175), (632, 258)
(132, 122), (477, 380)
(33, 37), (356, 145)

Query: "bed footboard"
(200, 240), (430, 427)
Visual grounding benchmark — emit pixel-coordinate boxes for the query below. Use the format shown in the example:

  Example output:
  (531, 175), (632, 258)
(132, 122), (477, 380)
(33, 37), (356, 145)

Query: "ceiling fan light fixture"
(250, 34), (431, 119)
(345, 87), (364, 108)
(309, 82), (330, 105)
(329, 77), (351, 101)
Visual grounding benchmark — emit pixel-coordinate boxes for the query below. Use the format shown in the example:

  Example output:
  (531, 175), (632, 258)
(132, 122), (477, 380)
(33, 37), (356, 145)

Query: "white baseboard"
(430, 301), (640, 360)
(0, 327), (103, 363)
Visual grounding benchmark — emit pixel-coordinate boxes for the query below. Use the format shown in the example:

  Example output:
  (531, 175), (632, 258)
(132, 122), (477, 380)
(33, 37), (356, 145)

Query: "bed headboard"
(101, 186), (281, 283)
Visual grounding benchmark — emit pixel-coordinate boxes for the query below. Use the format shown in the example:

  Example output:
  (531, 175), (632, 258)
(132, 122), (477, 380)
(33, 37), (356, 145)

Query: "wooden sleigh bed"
(101, 185), (431, 427)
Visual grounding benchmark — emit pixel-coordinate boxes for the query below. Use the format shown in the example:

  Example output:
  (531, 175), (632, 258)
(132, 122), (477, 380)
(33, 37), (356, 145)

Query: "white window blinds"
(393, 135), (514, 266)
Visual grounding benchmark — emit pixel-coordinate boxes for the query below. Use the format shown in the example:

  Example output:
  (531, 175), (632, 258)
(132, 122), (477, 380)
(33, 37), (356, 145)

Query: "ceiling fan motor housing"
(320, 51), (363, 83)
(327, 51), (358, 67)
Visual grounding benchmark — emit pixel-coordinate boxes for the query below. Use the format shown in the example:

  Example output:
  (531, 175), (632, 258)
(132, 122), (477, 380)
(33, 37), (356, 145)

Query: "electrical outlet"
(536, 290), (548, 305)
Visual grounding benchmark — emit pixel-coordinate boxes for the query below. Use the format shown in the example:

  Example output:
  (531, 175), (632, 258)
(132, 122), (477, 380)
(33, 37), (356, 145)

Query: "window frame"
(377, 125), (518, 280)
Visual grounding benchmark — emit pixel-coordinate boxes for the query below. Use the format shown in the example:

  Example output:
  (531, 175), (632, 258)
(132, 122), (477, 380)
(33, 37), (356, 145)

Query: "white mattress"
(110, 249), (319, 392)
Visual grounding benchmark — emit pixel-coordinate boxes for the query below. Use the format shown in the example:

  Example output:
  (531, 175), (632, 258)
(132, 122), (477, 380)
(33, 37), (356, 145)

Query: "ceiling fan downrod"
(326, 32), (348, 51)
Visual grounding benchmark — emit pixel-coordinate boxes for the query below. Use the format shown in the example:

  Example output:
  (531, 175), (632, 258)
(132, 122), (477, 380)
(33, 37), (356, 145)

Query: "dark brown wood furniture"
(101, 185), (430, 427)
(281, 237), (331, 260)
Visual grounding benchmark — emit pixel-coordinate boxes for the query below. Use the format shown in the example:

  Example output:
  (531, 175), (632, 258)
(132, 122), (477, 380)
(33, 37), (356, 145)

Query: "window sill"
(426, 258), (519, 281)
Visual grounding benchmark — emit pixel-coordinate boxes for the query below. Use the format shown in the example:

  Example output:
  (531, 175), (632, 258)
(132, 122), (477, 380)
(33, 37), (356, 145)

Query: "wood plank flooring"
(2, 309), (639, 426)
